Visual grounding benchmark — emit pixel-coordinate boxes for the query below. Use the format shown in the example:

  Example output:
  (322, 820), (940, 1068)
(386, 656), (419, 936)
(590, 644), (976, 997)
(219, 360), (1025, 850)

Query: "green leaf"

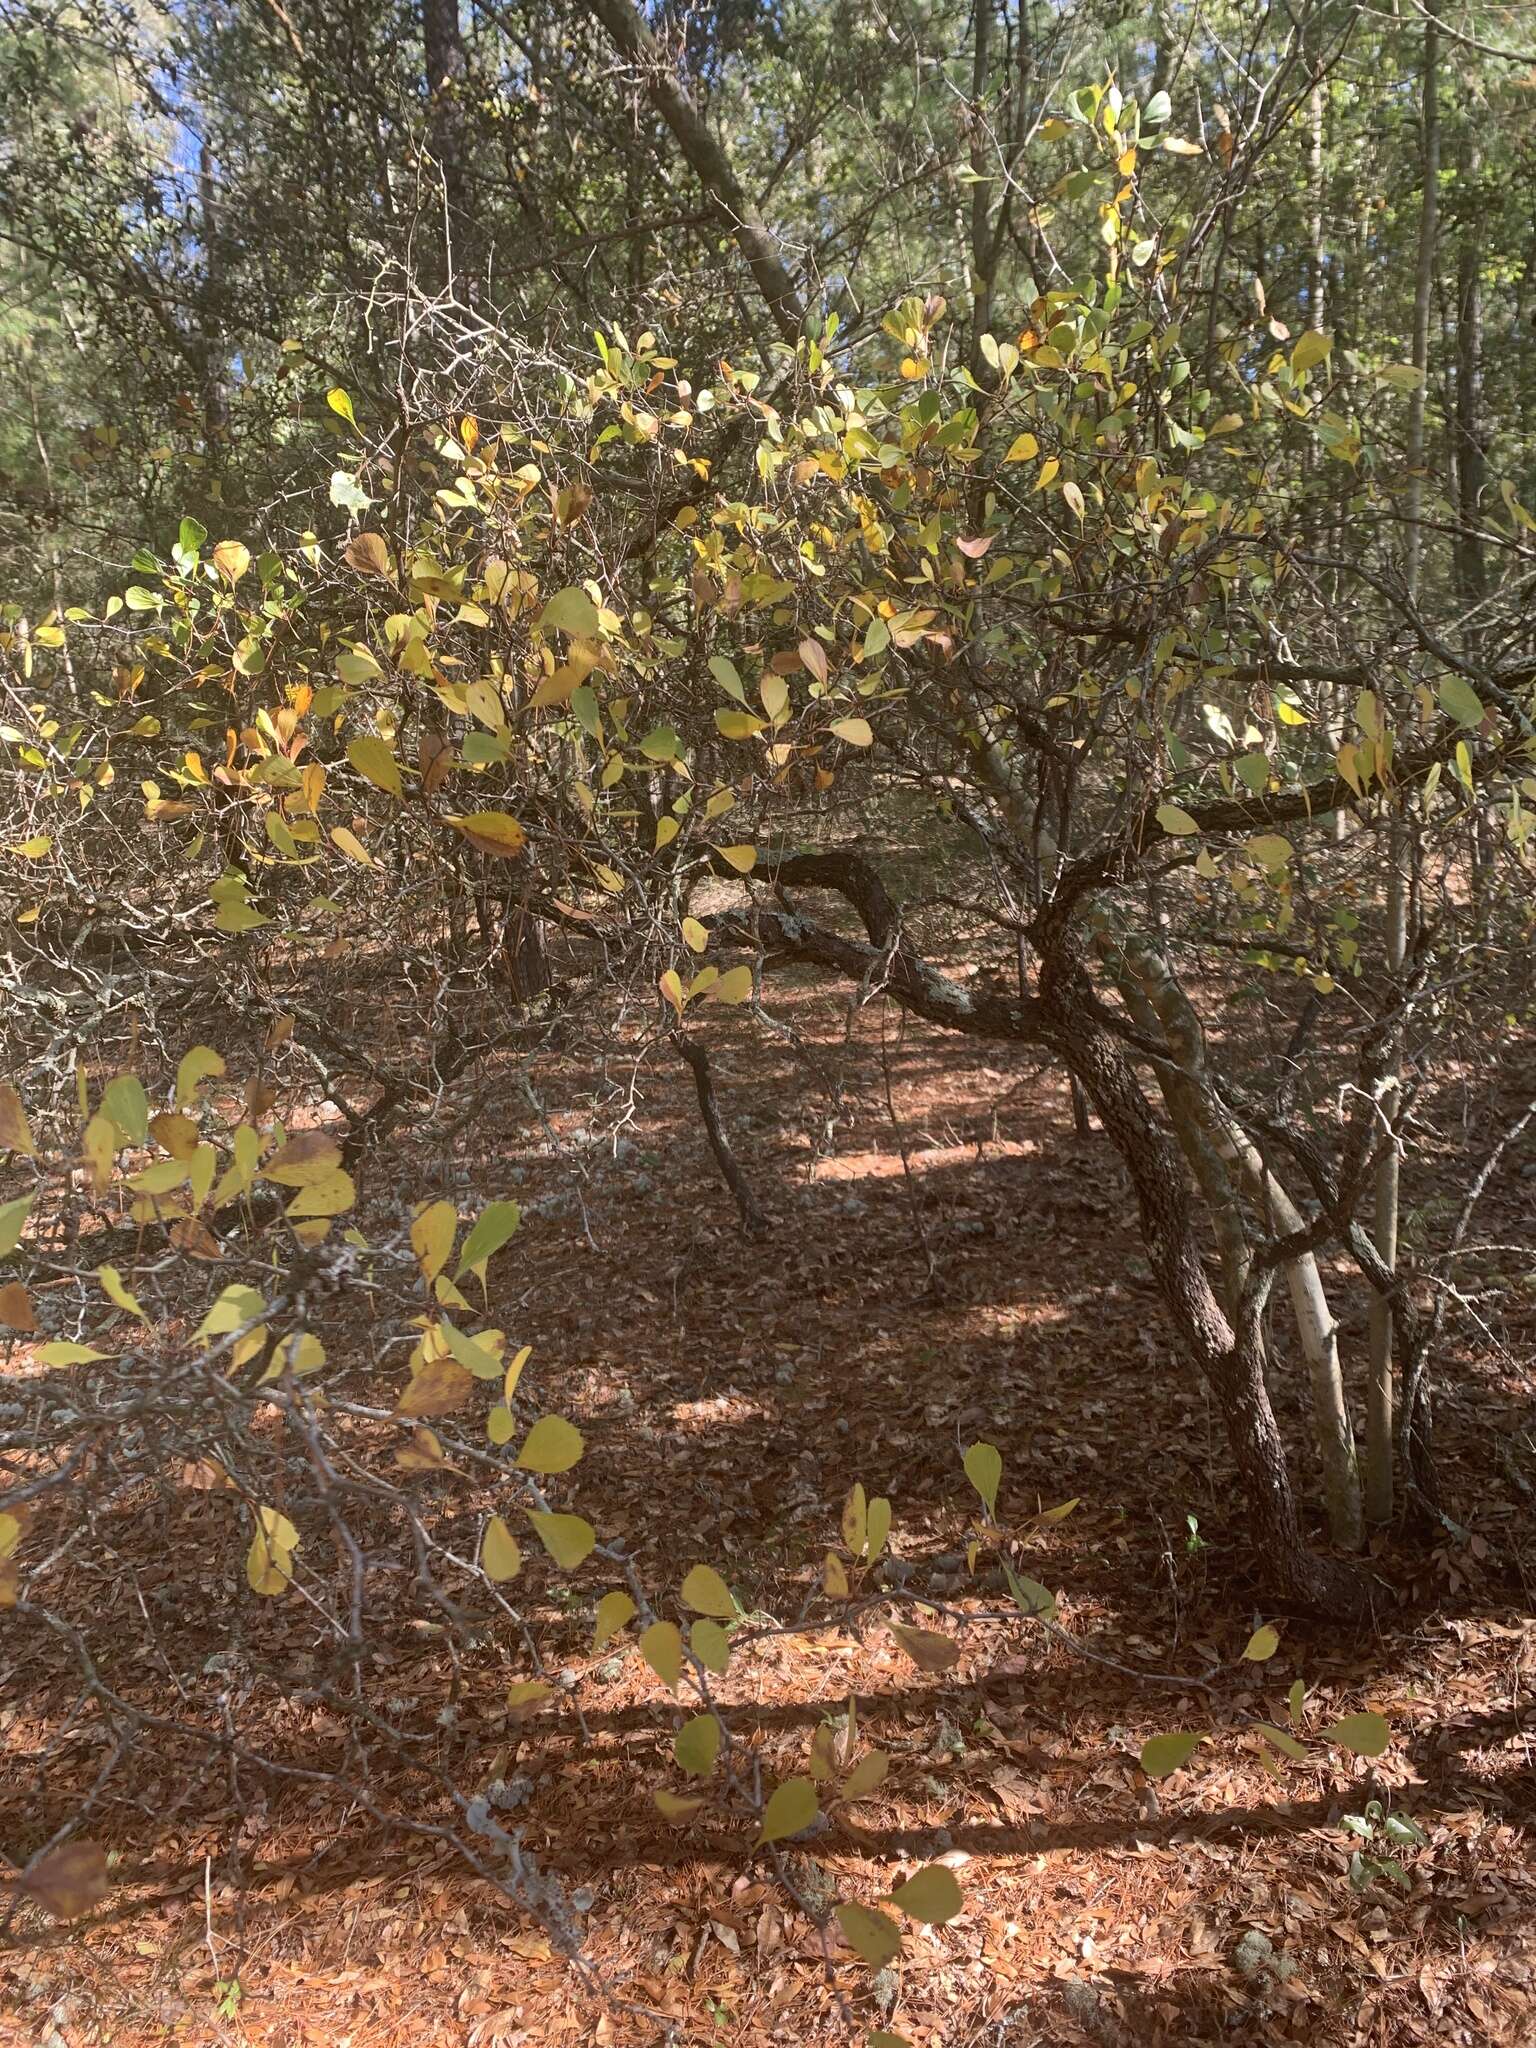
(836, 1902), (902, 1968)
(100, 1073), (149, 1144)
(1324, 1711), (1391, 1758)
(709, 654), (746, 702)
(889, 1863), (962, 1924)
(840, 1750), (890, 1801)
(456, 1200), (521, 1278)
(963, 1440), (1002, 1518)
(440, 1318), (504, 1380)
(1140, 1731), (1205, 1778)
(674, 1713), (721, 1776)
(639, 725), (682, 762)
(178, 515), (207, 555)
(1155, 802), (1200, 837)
(1242, 1624), (1280, 1662)
(755, 1776), (819, 1845)
(1255, 1722), (1308, 1762)
(528, 1511), (596, 1570)
(681, 1563), (736, 1617)
(1437, 676), (1485, 729)
(515, 1416), (584, 1474)
(690, 1619), (731, 1674)
(1246, 836), (1292, 872)
(540, 586), (600, 638)
(1002, 1560), (1058, 1620)
(0, 1195), (34, 1259)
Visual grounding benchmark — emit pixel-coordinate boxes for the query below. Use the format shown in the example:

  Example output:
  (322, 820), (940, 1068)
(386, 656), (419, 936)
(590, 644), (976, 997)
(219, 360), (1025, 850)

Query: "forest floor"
(4, 961), (1535, 2048)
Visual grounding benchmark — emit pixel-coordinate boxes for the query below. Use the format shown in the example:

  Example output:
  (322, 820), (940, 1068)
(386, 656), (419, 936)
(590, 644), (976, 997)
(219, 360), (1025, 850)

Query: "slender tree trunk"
(1369, 5), (1439, 1521)
(1040, 961), (1368, 1616)
(1365, 824), (1409, 1523)
(1404, 3), (1440, 594)
(1105, 934), (1364, 1550)
(197, 143), (229, 477)
(1454, 135), (1486, 607)
(422, 0), (470, 290)
(968, 0), (995, 377)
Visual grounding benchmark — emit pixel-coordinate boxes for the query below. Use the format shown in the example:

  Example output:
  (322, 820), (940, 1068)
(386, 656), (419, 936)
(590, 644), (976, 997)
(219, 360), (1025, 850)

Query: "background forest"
(2, 2), (1535, 2043)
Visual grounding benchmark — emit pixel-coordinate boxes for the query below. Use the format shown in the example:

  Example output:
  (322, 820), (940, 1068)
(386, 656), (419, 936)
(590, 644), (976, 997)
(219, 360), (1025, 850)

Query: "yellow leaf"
(756, 1776), (818, 1845)
(705, 964), (754, 1006)
(37, 1340), (110, 1366)
(128, 1158), (189, 1195)
(174, 1044), (225, 1108)
(681, 1563), (736, 1617)
(829, 717), (873, 747)
(96, 1264), (146, 1320)
(331, 825), (374, 864)
(285, 1167), (355, 1217)
(0, 1084), (34, 1157)
(447, 810), (528, 858)
(1242, 1624), (1280, 1662)
(593, 1589), (637, 1652)
(346, 734), (403, 799)
(836, 1902), (902, 1968)
(212, 540), (250, 584)
(654, 1788), (703, 1822)
(515, 1415), (585, 1474)
(659, 968), (685, 1017)
(715, 844), (757, 874)
(674, 1713), (721, 1776)
(482, 1514), (522, 1583)
(262, 1132), (344, 1186)
(840, 1750), (890, 1801)
(889, 1864), (962, 1925)
(0, 1194), (33, 1258)
(411, 1199), (458, 1282)
(1003, 432), (1039, 462)
(640, 1619), (683, 1690)
(528, 1511), (596, 1569)
(1155, 802), (1199, 836)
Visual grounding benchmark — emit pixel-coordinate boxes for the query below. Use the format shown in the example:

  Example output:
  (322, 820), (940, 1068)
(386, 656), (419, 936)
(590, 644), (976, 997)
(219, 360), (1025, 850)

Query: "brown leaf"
(419, 728), (453, 793)
(395, 1356), (474, 1419)
(0, 1281), (35, 1331)
(343, 530), (393, 577)
(888, 1622), (961, 1673)
(22, 1841), (110, 1919)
